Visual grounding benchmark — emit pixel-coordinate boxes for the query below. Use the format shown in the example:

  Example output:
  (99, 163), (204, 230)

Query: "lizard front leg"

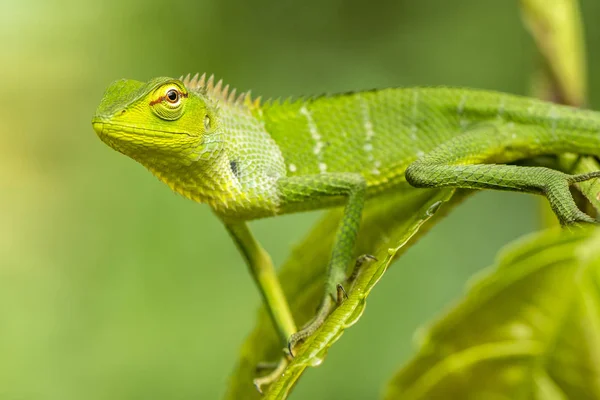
(276, 173), (368, 355)
(223, 221), (297, 343)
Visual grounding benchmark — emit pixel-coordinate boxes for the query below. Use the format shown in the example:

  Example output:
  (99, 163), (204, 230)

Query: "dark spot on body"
(230, 160), (239, 178)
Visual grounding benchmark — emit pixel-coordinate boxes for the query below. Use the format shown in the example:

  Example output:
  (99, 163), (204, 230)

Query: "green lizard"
(92, 73), (600, 362)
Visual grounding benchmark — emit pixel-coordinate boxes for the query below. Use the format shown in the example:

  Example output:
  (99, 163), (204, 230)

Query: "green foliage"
(520, 0), (587, 106)
(385, 226), (600, 399)
(263, 190), (457, 399)
(385, 3), (600, 400)
(520, 0), (600, 220)
(228, 1), (600, 399)
(4, 0), (600, 399)
(225, 188), (469, 398)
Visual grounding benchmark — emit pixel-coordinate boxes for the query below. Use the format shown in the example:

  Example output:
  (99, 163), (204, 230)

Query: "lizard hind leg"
(405, 123), (600, 226)
(407, 160), (599, 225)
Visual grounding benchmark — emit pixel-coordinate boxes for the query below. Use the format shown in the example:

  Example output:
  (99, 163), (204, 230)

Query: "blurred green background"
(2, 0), (600, 399)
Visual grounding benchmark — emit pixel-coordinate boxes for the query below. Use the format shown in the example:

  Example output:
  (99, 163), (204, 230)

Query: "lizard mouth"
(92, 119), (191, 139)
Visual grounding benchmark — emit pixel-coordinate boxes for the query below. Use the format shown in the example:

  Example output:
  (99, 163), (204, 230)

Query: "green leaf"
(262, 190), (457, 399)
(224, 187), (469, 399)
(519, 0), (600, 222)
(520, 0), (587, 106)
(385, 226), (600, 400)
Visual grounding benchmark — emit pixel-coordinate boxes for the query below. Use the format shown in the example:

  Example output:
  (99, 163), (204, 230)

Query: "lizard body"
(92, 73), (600, 378)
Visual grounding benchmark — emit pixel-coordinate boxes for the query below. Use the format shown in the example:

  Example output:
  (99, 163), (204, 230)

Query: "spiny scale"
(180, 72), (256, 107)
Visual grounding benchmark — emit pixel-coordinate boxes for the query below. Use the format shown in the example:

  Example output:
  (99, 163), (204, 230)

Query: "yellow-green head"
(92, 77), (219, 167)
(92, 75), (285, 218)
(92, 76), (237, 209)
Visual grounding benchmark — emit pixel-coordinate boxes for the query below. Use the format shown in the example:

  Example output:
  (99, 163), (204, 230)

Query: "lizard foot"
(287, 254), (377, 357)
(253, 352), (291, 394)
(552, 170), (600, 224)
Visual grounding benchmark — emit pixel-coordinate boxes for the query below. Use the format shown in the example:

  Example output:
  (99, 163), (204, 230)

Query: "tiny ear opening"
(230, 159), (239, 178)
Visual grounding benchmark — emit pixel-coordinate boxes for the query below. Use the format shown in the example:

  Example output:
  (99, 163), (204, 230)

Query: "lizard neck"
(152, 95), (287, 219)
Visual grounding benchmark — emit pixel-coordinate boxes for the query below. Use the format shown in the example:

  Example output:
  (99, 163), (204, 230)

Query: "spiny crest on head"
(179, 73), (261, 108)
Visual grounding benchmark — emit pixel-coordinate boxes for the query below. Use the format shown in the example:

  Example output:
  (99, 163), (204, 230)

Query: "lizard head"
(92, 74), (281, 213)
(92, 77), (220, 171)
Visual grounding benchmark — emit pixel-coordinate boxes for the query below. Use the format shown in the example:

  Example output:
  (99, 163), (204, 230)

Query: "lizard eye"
(150, 83), (186, 121)
(166, 89), (180, 104)
(204, 115), (211, 131)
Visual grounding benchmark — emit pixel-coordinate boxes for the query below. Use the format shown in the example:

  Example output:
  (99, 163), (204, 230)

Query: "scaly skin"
(92, 73), (600, 382)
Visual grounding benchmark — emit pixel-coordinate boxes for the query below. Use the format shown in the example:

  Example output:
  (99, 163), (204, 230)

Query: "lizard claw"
(336, 283), (348, 305)
(287, 296), (335, 358)
(347, 254), (378, 283)
(287, 254), (379, 357)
